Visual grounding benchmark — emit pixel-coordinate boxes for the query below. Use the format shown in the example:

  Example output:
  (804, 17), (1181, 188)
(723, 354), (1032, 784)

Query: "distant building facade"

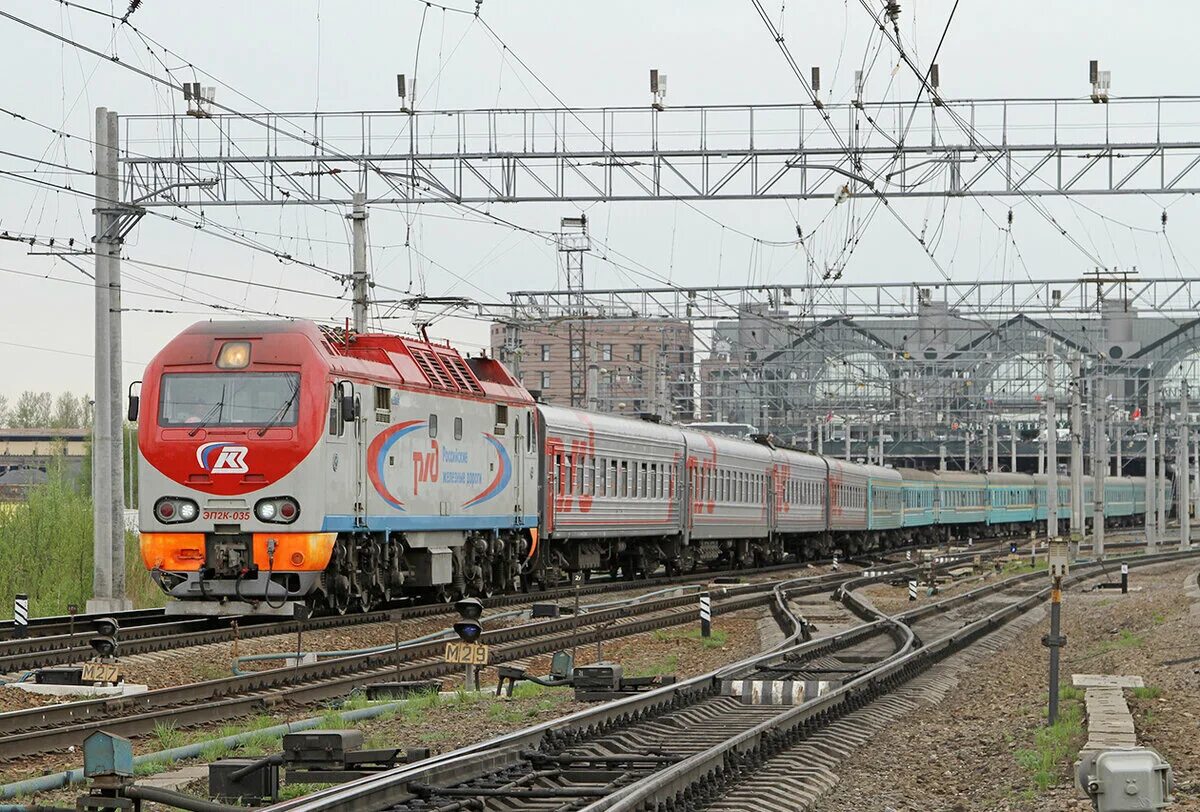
(490, 318), (695, 420)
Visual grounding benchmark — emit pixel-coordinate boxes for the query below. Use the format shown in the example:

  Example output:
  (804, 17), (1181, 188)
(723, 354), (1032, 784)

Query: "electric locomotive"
(136, 320), (538, 615)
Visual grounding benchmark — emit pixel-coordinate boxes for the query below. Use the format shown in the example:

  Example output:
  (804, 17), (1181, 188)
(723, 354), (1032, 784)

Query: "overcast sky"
(2, 0), (1198, 402)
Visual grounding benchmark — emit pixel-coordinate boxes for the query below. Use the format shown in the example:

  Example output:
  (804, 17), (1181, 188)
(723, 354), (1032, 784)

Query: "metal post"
(1069, 356), (1084, 548)
(965, 433), (971, 472)
(1093, 383), (1106, 558)
(1115, 418), (1123, 475)
(350, 191), (369, 333)
(699, 592), (712, 638)
(1046, 336), (1058, 540)
(90, 107), (114, 610)
(1120, 562), (1129, 594)
(1180, 382), (1190, 549)
(992, 420), (999, 473)
(1046, 575), (1064, 725)
(464, 663), (478, 692)
(394, 622), (401, 682)
(877, 423), (884, 466)
(844, 420), (851, 461)
(1010, 422), (1017, 473)
(817, 421), (824, 455)
(12, 594), (28, 639)
(1147, 382), (1158, 550)
(572, 577), (581, 663)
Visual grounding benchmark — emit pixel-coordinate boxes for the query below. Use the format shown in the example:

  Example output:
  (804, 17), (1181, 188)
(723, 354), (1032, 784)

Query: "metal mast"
(1045, 335), (1059, 539)
(558, 216), (590, 408)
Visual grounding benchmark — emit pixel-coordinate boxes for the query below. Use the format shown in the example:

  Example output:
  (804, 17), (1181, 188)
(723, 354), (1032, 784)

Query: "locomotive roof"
(171, 320), (532, 404)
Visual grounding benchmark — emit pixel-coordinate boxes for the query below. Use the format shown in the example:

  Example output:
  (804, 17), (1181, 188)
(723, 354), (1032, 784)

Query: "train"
(134, 320), (1160, 616)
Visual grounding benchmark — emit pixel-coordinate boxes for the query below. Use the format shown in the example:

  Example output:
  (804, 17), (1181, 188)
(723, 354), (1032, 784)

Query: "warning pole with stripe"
(12, 594), (28, 639)
(908, 580), (918, 601)
(699, 592), (712, 638)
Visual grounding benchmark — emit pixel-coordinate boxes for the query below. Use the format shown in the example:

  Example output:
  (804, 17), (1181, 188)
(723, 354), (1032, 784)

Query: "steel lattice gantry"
(121, 96), (1200, 206)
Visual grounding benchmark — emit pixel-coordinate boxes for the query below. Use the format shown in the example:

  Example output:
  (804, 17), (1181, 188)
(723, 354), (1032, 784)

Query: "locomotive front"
(136, 321), (334, 615)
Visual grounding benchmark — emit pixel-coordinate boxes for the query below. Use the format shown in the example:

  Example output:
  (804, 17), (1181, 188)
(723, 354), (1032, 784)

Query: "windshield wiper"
(188, 384), (227, 437)
(256, 379), (300, 437)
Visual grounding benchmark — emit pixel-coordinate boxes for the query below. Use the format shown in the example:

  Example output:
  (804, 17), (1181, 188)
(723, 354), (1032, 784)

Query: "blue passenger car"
(898, 468), (937, 527)
(986, 472), (1036, 526)
(866, 465), (904, 531)
(937, 472), (988, 525)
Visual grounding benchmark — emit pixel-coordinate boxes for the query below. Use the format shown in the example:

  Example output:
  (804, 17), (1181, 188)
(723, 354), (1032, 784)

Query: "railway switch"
(209, 757), (280, 803)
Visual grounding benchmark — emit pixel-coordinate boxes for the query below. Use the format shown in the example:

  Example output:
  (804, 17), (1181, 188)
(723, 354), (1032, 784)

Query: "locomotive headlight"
(255, 497), (300, 524)
(216, 341), (251, 369)
(154, 497), (199, 524)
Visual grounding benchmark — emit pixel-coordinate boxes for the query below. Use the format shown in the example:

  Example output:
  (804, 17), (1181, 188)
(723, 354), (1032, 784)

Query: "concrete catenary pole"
(1092, 381), (1106, 557)
(1069, 355), (1084, 546)
(1180, 382), (1190, 549)
(1157, 388), (1168, 540)
(103, 110), (127, 604)
(991, 420), (999, 473)
(1045, 336), (1058, 539)
(350, 191), (369, 333)
(1010, 422), (1017, 473)
(1147, 381), (1158, 550)
(90, 107), (115, 610)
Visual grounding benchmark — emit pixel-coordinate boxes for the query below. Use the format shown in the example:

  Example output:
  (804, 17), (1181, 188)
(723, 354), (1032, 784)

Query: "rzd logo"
(197, 442), (249, 474)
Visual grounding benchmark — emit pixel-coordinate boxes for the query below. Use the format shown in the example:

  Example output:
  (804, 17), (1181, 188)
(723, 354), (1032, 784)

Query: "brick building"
(490, 318), (695, 420)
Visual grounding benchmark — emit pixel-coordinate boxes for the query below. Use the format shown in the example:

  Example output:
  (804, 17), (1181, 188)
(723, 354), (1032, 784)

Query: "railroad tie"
(723, 678), (836, 705)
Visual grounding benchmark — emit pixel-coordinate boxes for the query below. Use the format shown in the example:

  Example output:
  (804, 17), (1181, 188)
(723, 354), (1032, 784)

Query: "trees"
(51, 393), (82, 428)
(2, 391), (89, 428)
(11, 391), (52, 428)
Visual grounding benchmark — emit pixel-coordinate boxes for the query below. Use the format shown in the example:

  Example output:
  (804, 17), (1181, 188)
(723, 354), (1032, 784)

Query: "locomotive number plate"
(444, 642), (490, 666)
(202, 510), (251, 521)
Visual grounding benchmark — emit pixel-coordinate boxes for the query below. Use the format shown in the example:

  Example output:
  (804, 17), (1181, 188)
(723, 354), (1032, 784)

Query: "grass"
(277, 782), (336, 802)
(1014, 687), (1086, 791)
(626, 654), (680, 678)
(153, 721), (186, 751)
(1087, 629), (1145, 657)
(1132, 685), (1161, 700)
(0, 459), (163, 616)
(652, 627), (730, 649)
(400, 689), (442, 720)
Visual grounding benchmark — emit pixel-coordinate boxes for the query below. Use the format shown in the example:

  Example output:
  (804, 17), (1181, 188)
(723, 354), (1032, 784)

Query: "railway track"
(0, 532), (1030, 674)
(256, 546), (1200, 812)
(0, 558), (837, 674)
(0, 562), (906, 761)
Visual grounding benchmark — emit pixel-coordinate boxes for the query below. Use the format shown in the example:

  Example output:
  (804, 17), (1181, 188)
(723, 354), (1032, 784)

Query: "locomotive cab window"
(327, 385), (344, 436)
(374, 387), (391, 424)
(454, 417), (463, 440)
(495, 404), (508, 435)
(429, 414), (438, 438)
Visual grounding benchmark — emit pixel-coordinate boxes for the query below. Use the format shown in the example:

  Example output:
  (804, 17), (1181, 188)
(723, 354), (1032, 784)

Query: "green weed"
(653, 627), (730, 649)
(277, 782), (336, 801)
(0, 460), (163, 616)
(153, 722), (185, 751)
(1132, 685), (1161, 700)
(626, 654), (680, 678)
(400, 690), (441, 720)
(134, 760), (167, 777)
(1088, 630), (1144, 656)
(1016, 695), (1085, 790)
(199, 741), (232, 762)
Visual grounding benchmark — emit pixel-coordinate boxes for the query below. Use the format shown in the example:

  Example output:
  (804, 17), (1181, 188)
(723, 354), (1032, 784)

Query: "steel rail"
(270, 547), (1194, 812)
